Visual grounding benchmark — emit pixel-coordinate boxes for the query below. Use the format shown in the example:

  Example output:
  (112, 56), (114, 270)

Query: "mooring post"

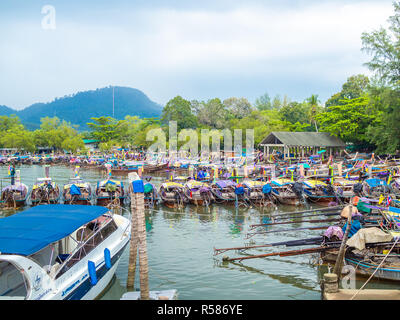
(126, 173), (139, 290)
(323, 273), (339, 297)
(129, 173), (150, 300)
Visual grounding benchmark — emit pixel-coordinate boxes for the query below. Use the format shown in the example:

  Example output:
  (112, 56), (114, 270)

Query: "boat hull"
(2, 199), (26, 208)
(96, 197), (124, 207)
(31, 199), (59, 206)
(63, 198), (92, 205)
(273, 195), (301, 206)
(111, 168), (139, 175)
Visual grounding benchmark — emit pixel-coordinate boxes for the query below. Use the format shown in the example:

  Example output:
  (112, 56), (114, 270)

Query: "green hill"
(0, 86), (163, 130)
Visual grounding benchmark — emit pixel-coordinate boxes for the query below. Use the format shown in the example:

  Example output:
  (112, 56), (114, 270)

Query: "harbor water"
(1, 165), (398, 300)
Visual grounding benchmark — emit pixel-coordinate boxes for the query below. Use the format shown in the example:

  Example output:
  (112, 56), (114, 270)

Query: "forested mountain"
(0, 86), (162, 130)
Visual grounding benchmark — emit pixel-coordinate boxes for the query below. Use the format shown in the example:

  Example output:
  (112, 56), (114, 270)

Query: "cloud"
(0, 0), (395, 108)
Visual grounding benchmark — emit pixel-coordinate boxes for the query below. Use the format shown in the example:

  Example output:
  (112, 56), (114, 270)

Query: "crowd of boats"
(2, 152), (400, 212)
(2, 150), (400, 300)
(207, 154), (400, 290)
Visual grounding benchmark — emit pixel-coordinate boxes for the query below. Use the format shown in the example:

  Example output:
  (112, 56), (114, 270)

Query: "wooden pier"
(322, 273), (400, 300)
(324, 289), (400, 300)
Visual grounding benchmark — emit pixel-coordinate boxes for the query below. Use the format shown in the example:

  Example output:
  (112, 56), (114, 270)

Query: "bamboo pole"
(245, 225), (331, 238)
(249, 218), (340, 229)
(333, 205), (353, 278)
(214, 236), (324, 255)
(271, 205), (344, 218)
(222, 246), (332, 262)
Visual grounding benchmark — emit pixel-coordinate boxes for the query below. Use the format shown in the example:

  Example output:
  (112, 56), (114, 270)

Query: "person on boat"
(9, 162), (15, 185)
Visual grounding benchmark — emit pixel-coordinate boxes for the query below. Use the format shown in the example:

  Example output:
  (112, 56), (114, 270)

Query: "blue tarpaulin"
(69, 184), (81, 195)
(0, 205), (108, 256)
(364, 178), (387, 188)
(342, 219), (362, 238)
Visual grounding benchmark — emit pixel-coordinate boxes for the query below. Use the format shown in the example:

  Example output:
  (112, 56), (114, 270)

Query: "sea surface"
(0, 164), (398, 300)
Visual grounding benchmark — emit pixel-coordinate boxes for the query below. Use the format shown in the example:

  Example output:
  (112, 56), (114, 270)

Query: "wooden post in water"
(127, 172), (149, 299)
(333, 205), (353, 278)
(126, 178), (139, 290)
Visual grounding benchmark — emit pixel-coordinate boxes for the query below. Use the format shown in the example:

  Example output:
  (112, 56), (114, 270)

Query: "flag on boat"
(386, 195), (392, 207)
(378, 194), (385, 205)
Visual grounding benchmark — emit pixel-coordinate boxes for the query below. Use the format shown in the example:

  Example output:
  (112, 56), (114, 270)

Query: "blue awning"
(0, 205), (109, 256)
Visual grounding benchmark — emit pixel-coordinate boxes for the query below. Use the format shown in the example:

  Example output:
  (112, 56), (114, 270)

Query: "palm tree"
(306, 94), (320, 132)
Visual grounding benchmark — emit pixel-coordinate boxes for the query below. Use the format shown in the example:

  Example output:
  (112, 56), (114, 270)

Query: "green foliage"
(356, 2), (400, 153)
(361, 2), (400, 88)
(229, 109), (294, 145)
(161, 96), (198, 130)
(326, 75), (370, 107)
(195, 98), (228, 129)
(0, 115), (85, 152)
(315, 96), (378, 144)
(87, 116), (122, 143)
(34, 117), (84, 151)
(279, 102), (311, 127)
(254, 93), (272, 111)
(0, 128), (35, 152)
(223, 97), (253, 119)
(365, 86), (400, 153)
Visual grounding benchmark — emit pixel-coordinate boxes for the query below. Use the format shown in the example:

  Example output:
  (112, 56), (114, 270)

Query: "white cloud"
(0, 1), (394, 108)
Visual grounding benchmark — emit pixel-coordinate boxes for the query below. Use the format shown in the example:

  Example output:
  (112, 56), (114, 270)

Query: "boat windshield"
(50, 215), (118, 279)
(0, 260), (30, 299)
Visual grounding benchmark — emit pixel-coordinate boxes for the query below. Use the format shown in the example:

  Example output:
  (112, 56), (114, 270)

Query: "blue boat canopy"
(364, 178), (387, 188)
(0, 205), (109, 256)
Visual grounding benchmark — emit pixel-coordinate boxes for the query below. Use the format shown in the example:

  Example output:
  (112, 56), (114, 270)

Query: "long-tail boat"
(63, 178), (92, 205)
(269, 178), (304, 206)
(302, 179), (336, 206)
(210, 180), (237, 204)
(158, 181), (187, 208)
(241, 179), (274, 207)
(63, 167), (92, 205)
(183, 180), (214, 206)
(95, 179), (125, 206)
(30, 177), (61, 205)
(109, 161), (143, 175)
(332, 178), (357, 203)
(362, 178), (391, 198)
(1, 183), (29, 208)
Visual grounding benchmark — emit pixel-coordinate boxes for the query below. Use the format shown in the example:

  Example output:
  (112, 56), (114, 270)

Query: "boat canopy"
(270, 179), (293, 187)
(215, 180), (237, 188)
(0, 204), (109, 256)
(98, 179), (122, 187)
(364, 178), (387, 188)
(243, 180), (265, 188)
(1, 183), (28, 193)
(302, 180), (327, 188)
(161, 182), (183, 188)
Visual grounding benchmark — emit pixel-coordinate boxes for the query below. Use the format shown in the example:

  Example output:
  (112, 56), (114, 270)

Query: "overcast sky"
(0, 0), (394, 109)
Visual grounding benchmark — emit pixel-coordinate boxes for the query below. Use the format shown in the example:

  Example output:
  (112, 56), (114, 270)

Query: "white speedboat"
(0, 204), (130, 300)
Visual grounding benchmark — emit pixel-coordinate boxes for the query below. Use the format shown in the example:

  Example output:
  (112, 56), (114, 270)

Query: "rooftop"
(259, 131), (346, 148)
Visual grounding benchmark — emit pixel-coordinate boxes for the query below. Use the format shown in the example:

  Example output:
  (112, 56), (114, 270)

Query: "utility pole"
(112, 86), (115, 118)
